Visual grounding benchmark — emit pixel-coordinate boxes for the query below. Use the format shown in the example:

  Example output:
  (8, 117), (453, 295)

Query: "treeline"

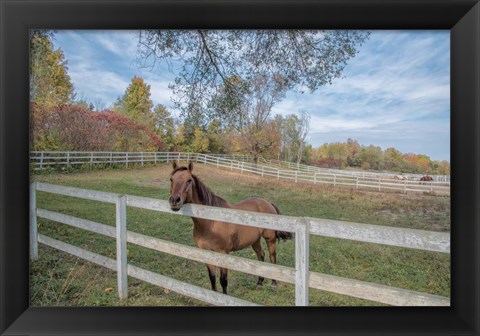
(30, 100), (308, 158)
(308, 139), (450, 175)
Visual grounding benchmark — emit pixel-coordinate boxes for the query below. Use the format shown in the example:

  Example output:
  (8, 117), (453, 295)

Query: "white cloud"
(270, 31), (450, 159)
(69, 67), (129, 106)
(94, 31), (139, 60)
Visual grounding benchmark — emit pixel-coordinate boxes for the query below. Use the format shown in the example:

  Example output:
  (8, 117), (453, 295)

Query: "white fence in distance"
(30, 182), (450, 306)
(30, 151), (450, 195)
(261, 158), (450, 183)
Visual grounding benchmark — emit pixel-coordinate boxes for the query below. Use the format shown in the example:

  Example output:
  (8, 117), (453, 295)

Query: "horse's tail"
(270, 202), (293, 242)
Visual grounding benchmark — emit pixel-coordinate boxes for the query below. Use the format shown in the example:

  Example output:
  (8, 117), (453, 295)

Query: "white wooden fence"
(30, 182), (450, 306)
(30, 151), (450, 195)
(261, 158), (451, 183)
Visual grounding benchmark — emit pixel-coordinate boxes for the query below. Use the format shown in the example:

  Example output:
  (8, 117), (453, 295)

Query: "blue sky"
(52, 30), (450, 161)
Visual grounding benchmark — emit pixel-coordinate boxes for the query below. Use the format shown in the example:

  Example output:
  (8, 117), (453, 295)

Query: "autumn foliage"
(30, 104), (162, 152)
(309, 139), (450, 175)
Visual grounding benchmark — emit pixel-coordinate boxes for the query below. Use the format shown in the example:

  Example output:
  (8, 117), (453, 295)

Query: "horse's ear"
(188, 161), (193, 172)
(172, 161), (178, 170)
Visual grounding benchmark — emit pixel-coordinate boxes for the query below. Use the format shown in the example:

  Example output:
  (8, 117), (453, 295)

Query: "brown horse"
(420, 175), (433, 184)
(169, 161), (292, 294)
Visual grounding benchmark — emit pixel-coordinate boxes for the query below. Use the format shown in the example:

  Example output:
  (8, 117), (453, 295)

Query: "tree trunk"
(297, 140), (304, 165)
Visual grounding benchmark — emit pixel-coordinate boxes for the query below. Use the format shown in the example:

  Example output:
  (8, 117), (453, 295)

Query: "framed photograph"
(1, 0), (479, 335)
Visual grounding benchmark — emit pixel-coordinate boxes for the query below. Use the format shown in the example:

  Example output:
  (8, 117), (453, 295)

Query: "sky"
(52, 30), (450, 161)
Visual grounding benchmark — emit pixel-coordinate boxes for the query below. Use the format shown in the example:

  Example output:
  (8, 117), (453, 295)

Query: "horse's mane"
(192, 175), (229, 208)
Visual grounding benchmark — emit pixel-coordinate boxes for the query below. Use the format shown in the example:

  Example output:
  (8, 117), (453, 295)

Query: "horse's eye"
(188, 179), (193, 183)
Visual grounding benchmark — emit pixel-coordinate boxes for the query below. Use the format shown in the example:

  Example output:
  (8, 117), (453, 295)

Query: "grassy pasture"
(30, 163), (450, 306)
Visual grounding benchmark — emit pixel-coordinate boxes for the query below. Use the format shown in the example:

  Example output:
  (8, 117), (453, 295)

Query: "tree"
(206, 119), (228, 153)
(190, 127), (210, 153)
(277, 114), (300, 162)
(435, 160), (451, 175)
(383, 147), (403, 171)
(94, 110), (163, 151)
(138, 30), (369, 118)
(299, 143), (313, 164)
(296, 110), (311, 164)
(138, 29), (369, 141)
(73, 98), (95, 110)
(114, 76), (154, 127)
(346, 138), (361, 167)
(92, 98), (108, 112)
(30, 31), (75, 107)
(173, 124), (187, 151)
(359, 145), (383, 170)
(30, 104), (163, 152)
(138, 30), (368, 161)
(152, 104), (176, 150)
(210, 74), (288, 162)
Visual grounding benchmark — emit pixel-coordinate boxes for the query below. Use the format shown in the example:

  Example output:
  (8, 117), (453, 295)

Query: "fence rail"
(261, 158), (451, 183)
(31, 182), (450, 306)
(30, 151), (450, 195)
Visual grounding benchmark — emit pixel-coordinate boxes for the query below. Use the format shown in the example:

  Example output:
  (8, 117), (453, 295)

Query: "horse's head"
(169, 161), (194, 211)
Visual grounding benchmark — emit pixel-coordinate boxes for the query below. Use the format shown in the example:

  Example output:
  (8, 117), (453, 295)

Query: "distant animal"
(394, 175), (406, 181)
(168, 161), (292, 294)
(420, 175), (433, 182)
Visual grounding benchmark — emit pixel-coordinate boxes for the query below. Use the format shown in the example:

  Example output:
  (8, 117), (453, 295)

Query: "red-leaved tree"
(30, 104), (163, 151)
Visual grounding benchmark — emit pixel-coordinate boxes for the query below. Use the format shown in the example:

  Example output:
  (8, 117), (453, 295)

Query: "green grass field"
(30, 163), (450, 306)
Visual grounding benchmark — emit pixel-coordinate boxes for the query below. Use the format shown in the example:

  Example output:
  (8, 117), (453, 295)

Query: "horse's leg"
(206, 264), (217, 291)
(265, 237), (278, 286)
(220, 267), (228, 295)
(251, 239), (265, 286)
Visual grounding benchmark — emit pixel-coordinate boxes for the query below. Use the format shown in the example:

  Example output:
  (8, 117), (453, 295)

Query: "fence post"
(90, 152), (94, 169)
(277, 170), (280, 180)
(295, 171), (298, 183)
(333, 174), (336, 187)
(126, 153), (129, 168)
(356, 176), (359, 190)
(66, 152), (70, 167)
(110, 152), (113, 167)
(154, 152), (157, 164)
(404, 180), (407, 194)
(378, 177), (381, 191)
(141, 152), (144, 167)
(116, 195), (128, 299)
(314, 173), (317, 185)
(40, 152), (44, 170)
(167, 152), (170, 163)
(241, 162), (244, 173)
(30, 182), (38, 261)
(295, 220), (309, 306)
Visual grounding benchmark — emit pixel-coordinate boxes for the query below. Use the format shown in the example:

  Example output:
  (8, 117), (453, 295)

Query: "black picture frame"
(1, 0), (479, 335)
